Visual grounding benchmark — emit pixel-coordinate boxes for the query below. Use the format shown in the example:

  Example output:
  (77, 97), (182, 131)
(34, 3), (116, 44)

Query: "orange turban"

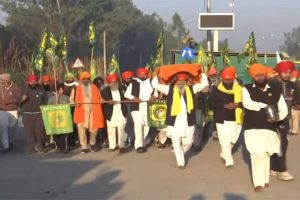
(292, 70), (299, 78)
(221, 68), (235, 80)
(207, 67), (218, 77)
(27, 74), (38, 82)
(79, 71), (91, 80)
(42, 75), (52, 83)
(122, 71), (134, 80)
(225, 66), (237, 75)
(136, 68), (149, 77)
(248, 64), (267, 78)
(276, 61), (295, 73)
(106, 74), (119, 84)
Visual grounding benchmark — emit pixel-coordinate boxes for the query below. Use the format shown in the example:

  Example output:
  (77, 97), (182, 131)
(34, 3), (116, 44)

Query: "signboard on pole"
(72, 58), (85, 68)
(198, 13), (235, 30)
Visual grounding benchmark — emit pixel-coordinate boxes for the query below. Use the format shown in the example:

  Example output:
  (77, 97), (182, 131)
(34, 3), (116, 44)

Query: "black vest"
(243, 84), (281, 131)
(101, 86), (127, 121)
(166, 85), (196, 126)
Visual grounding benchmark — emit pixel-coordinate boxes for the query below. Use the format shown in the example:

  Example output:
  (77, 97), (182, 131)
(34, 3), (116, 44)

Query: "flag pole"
(103, 31), (107, 76)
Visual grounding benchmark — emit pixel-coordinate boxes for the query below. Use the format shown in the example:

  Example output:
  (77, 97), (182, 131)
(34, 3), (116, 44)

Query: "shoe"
(37, 147), (50, 153)
(90, 145), (99, 152)
(136, 147), (146, 153)
(158, 144), (165, 150)
(290, 132), (298, 135)
(265, 183), (270, 188)
(108, 148), (117, 152)
(178, 166), (185, 170)
(277, 171), (294, 181)
(226, 165), (234, 170)
(270, 170), (277, 176)
(80, 149), (90, 154)
(254, 186), (264, 193)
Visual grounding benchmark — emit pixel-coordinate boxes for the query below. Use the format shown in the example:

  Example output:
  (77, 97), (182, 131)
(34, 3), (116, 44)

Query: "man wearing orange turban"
(243, 64), (288, 192)
(269, 61), (298, 181)
(74, 71), (105, 153)
(210, 67), (243, 168)
(124, 68), (153, 153)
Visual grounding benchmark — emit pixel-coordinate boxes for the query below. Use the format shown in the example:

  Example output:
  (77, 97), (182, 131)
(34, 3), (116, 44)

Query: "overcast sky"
(133, 0), (300, 53)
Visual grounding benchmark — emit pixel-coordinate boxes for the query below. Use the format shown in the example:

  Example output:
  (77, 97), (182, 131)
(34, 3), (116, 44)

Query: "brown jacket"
(0, 83), (21, 111)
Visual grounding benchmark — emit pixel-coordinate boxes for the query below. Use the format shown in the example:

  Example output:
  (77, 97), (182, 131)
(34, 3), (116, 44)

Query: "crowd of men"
(0, 60), (299, 192)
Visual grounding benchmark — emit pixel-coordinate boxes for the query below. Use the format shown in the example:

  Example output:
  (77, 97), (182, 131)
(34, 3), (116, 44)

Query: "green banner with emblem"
(40, 104), (73, 135)
(148, 99), (167, 129)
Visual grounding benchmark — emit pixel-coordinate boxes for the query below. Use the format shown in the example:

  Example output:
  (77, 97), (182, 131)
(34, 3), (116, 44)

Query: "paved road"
(0, 129), (299, 200)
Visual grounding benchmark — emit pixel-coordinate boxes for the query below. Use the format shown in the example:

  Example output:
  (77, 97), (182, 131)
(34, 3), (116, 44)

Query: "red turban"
(176, 73), (189, 81)
(248, 64), (267, 78)
(42, 75), (52, 83)
(221, 68), (235, 80)
(136, 68), (149, 77)
(207, 67), (218, 77)
(79, 72), (91, 80)
(225, 66), (237, 75)
(292, 70), (299, 78)
(276, 61), (295, 73)
(27, 74), (38, 82)
(106, 74), (119, 84)
(122, 71), (134, 80)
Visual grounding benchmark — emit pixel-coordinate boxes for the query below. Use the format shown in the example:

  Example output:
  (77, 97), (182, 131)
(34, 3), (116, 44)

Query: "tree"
(281, 27), (300, 59)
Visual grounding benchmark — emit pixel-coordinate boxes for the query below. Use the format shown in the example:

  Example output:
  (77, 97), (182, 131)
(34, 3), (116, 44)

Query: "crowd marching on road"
(0, 60), (299, 192)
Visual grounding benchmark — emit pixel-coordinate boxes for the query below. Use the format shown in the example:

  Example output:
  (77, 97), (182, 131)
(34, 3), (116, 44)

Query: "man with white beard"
(73, 72), (105, 153)
(152, 72), (208, 169)
(124, 68), (153, 153)
(101, 74), (128, 153)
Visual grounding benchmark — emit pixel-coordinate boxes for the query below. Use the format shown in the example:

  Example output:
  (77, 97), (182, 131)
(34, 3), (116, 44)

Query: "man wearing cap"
(152, 72), (208, 169)
(269, 61), (298, 181)
(243, 64), (288, 192)
(101, 74), (128, 153)
(0, 73), (21, 152)
(210, 67), (243, 169)
(73, 72), (105, 153)
(20, 74), (48, 154)
(124, 68), (153, 153)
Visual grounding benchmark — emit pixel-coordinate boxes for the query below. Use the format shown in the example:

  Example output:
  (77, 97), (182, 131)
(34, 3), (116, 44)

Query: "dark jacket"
(0, 83), (21, 111)
(209, 84), (236, 124)
(101, 86), (127, 121)
(165, 85), (196, 126)
(20, 85), (48, 113)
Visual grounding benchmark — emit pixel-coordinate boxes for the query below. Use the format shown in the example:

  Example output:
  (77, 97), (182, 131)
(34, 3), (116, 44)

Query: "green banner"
(148, 99), (167, 129)
(40, 104), (73, 135)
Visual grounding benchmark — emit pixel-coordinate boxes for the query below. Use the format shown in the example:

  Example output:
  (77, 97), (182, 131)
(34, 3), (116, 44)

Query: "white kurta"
(108, 90), (126, 127)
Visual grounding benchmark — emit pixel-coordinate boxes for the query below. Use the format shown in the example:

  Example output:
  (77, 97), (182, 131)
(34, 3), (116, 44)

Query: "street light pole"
(207, 0), (212, 51)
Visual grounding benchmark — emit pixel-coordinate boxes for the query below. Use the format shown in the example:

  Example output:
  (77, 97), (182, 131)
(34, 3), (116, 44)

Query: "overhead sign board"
(198, 13), (235, 30)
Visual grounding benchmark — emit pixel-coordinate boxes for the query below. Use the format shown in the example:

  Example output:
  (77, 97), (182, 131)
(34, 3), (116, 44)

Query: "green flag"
(90, 59), (97, 81)
(33, 51), (45, 72)
(58, 34), (67, 59)
(148, 99), (167, 129)
(240, 32), (257, 68)
(46, 33), (59, 58)
(40, 104), (73, 135)
(154, 30), (164, 66)
(89, 21), (95, 46)
(107, 54), (120, 75)
(40, 30), (49, 51)
(196, 45), (208, 69)
(222, 43), (231, 67)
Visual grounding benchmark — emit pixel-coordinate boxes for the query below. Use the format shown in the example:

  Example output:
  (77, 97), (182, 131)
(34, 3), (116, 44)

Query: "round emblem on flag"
(153, 105), (167, 120)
